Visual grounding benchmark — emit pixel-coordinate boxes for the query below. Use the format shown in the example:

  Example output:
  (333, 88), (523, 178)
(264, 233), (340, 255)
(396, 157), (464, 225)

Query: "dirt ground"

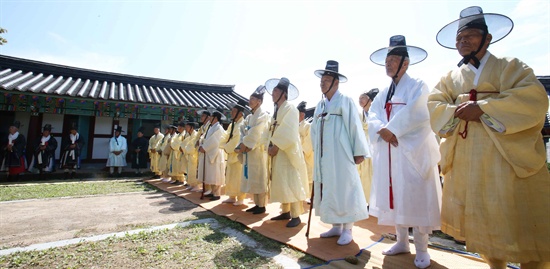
(0, 191), (210, 249)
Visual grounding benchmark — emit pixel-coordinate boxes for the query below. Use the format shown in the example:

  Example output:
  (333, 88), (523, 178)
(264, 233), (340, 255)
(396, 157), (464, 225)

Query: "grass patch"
(0, 181), (156, 201)
(0, 223), (285, 269)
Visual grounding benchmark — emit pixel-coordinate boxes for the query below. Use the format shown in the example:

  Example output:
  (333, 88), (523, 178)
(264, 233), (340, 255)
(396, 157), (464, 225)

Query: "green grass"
(0, 223), (285, 269)
(0, 181), (156, 201)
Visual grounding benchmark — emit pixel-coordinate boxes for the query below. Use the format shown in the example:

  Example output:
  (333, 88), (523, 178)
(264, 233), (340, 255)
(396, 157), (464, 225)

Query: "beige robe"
(240, 107), (270, 194)
(357, 111), (373, 204)
(269, 101), (308, 203)
(299, 119), (314, 191)
(221, 118), (244, 197)
(182, 130), (199, 186)
(157, 133), (172, 175)
(148, 132), (164, 175)
(428, 52), (550, 263)
(168, 131), (185, 179)
(198, 122), (225, 186)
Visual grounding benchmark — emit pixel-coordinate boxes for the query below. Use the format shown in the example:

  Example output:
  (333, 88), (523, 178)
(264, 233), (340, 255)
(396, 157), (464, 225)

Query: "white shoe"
(203, 190), (212, 195)
(382, 243), (410, 255)
(233, 201), (243, 206)
(414, 251), (431, 269)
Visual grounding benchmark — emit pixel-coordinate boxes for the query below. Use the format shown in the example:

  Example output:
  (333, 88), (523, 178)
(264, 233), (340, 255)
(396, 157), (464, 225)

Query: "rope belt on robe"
(458, 89), (500, 139)
(384, 93), (406, 209)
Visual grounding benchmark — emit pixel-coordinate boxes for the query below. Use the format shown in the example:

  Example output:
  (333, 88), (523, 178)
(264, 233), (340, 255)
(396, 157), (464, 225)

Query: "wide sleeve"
(301, 122), (313, 155)
(121, 137), (128, 154)
(428, 71), (462, 136)
(270, 104), (299, 151)
(341, 96), (369, 157)
(47, 136), (58, 151)
(368, 88), (387, 143)
(202, 127), (223, 162)
(223, 121), (242, 152)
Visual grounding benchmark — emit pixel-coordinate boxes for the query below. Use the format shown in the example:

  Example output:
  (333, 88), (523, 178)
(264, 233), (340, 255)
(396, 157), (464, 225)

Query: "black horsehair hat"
(228, 99), (251, 116)
(43, 124), (53, 131)
(265, 77), (299, 101)
(251, 85), (266, 101)
(436, 6), (513, 49)
(370, 35), (427, 66)
(363, 88), (380, 101)
(114, 126), (124, 133)
(314, 60), (348, 83)
(138, 126), (145, 133)
(10, 121), (21, 129)
(297, 101), (307, 113)
(184, 117), (198, 129)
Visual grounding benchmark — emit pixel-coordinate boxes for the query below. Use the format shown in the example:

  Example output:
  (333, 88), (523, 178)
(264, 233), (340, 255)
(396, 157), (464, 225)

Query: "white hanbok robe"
(368, 73), (441, 232)
(221, 117), (244, 197)
(240, 107), (270, 194)
(198, 122), (225, 186)
(311, 90), (370, 224)
(106, 135), (127, 167)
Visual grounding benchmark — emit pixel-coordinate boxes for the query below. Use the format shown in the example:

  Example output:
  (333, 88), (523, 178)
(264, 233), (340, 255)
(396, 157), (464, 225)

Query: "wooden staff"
(305, 185), (315, 238)
(200, 151), (206, 200)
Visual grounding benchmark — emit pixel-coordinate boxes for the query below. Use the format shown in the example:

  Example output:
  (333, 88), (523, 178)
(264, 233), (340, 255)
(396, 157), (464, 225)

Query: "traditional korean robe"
(240, 107), (270, 194)
(299, 119), (314, 193)
(131, 136), (149, 169)
(428, 52), (550, 262)
(357, 111), (374, 204)
(368, 73), (442, 233)
(182, 130), (199, 186)
(168, 131), (185, 179)
(221, 117), (244, 197)
(1, 132), (26, 174)
(148, 132), (164, 175)
(311, 91), (370, 224)
(198, 122), (225, 186)
(29, 135), (58, 172)
(60, 132), (85, 169)
(157, 133), (171, 175)
(106, 135), (127, 167)
(269, 101), (308, 203)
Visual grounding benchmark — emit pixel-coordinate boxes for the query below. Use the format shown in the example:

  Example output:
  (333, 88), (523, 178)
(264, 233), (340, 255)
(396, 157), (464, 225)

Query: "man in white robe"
(266, 77), (308, 228)
(198, 110), (226, 201)
(368, 36), (441, 269)
(106, 126), (127, 178)
(148, 123), (164, 179)
(311, 61), (370, 245)
(238, 86), (270, 215)
(221, 100), (248, 206)
(192, 110), (212, 193)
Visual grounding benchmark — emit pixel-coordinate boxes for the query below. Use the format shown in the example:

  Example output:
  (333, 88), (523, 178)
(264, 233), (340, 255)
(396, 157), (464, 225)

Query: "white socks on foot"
(337, 229), (353, 245)
(382, 242), (410, 255)
(414, 251), (431, 269)
(320, 226), (343, 238)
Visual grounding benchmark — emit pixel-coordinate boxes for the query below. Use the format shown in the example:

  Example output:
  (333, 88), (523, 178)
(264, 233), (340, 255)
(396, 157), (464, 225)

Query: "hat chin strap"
(322, 76), (337, 96)
(392, 55), (406, 81)
(457, 32), (487, 68)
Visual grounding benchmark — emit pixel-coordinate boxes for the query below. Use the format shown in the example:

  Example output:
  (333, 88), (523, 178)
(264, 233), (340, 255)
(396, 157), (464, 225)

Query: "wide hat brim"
(314, 70), (348, 83)
(436, 13), (514, 49)
(370, 45), (428, 66)
(227, 101), (251, 116)
(265, 78), (299, 101)
(210, 109), (228, 121)
(196, 107), (216, 116)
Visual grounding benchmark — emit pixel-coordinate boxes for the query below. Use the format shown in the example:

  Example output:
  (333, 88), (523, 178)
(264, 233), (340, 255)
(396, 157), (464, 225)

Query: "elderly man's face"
(320, 75), (338, 93)
(359, 95), (372, 109)
(115, 131), (121, 137)
(385, 55), (409, 78)
(455, 28), (492, 57)
(272, 87), (285, 103)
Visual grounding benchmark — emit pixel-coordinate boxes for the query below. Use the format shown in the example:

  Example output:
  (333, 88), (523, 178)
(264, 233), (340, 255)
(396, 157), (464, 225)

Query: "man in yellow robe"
(182, 120), (199, 191)
(266, 77), (309, 228)
(238, 86), (270, 215)
(168, 122), (186, 184)
(148, 123), (164, 179)
(428, 6), (550, 268)
(297, 101), (313, 200)
(159, 125), (175, 182)
(357, 88), (378, 205)
(221, 100), (248, 206)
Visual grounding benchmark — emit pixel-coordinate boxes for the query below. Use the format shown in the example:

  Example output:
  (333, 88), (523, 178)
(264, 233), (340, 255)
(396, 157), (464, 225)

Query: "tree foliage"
(0, 27), (7, 45)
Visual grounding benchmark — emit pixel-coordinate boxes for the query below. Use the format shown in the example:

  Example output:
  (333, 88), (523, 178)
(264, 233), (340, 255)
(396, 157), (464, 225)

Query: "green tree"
(0, 27), (7, 45)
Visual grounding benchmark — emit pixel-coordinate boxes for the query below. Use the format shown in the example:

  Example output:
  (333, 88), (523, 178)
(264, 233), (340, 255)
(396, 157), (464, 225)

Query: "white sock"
(382, 225), (410, 255)
(320, 224), (343, 238)
(413, 227), (430, 269)
(337, 229), (353, 245)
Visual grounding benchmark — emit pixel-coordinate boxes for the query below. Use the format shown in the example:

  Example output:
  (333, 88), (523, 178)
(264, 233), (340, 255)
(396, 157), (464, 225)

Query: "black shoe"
(246, 205), (258, 212)
(205, 193), (214, 198)
(286, 217), (301, 228)
(210, 196), (220, 201)
(271, 212), (291, 220)
(252, 206), (266, 214)
(152, 175), (161, 179)
(70, 172), (76, 179)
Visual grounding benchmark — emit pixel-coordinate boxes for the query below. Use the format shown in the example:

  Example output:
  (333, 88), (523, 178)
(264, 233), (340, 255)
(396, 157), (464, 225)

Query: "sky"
(0, 0), (548, 113)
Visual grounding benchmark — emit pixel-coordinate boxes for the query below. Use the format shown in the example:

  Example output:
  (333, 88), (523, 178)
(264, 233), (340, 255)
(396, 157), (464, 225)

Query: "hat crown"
(458, 6), (487, 32)
(43, 124), (52, 131)
(389, 35), (407, 47)
(325, 60), (339, 73)
(252, 85), (266, 98)
(297, 101), (307, 112)
(276, 77), (290, 91)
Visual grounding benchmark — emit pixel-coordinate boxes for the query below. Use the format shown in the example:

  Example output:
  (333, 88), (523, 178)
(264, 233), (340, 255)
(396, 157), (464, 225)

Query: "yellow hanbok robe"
(357, 111), (373, 204)
(183, 130), (199, 186)
(168, 131), (185, 180)
(428, 52), (550, 263)
(299, 119), (314, 196)
(240, 107), (270, 194)
(268, 101), (308, 204)
(148, 132), (164, 175)
(221, 117), (244, 197)
(157, 133), (171, 175)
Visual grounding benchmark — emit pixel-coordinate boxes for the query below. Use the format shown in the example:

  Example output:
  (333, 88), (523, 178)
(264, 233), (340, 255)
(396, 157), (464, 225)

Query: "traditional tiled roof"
(0, 54), (247, 109)
(537, 76), (550, 95)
